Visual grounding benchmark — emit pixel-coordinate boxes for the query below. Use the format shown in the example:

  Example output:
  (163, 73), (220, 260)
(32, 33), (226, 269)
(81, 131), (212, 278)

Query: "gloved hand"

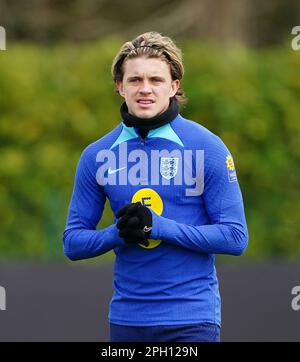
(116, 202), (152, 246)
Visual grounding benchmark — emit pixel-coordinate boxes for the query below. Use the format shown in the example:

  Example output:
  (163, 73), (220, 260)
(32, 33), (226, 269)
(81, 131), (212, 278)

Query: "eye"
(152, 77), (164, 83)
(128, 78), (140, 83)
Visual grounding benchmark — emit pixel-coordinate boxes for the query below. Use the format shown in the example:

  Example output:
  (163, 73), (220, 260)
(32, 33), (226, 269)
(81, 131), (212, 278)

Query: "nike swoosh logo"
(108, 166), (126, 175)
(143, 226), (152, 233)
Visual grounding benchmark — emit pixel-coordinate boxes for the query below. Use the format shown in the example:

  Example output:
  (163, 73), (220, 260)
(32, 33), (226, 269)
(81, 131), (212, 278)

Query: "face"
(116, 57), (180, 119)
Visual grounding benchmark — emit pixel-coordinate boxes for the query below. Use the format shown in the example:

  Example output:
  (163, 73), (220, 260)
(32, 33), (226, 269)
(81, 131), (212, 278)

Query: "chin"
(134, 109), (157, 119)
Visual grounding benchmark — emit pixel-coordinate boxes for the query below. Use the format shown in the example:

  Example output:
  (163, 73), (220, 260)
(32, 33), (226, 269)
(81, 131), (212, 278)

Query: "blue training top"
(63, 114), (248, 327)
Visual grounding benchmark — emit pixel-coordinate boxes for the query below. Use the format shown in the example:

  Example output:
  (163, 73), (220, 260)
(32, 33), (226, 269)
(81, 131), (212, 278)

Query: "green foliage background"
(0, 39), (299, 260)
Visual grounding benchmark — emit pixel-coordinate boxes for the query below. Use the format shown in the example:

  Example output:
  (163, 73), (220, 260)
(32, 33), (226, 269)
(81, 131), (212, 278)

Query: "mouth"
(136, 99), (155, 108)
(137, 99), (155, 104)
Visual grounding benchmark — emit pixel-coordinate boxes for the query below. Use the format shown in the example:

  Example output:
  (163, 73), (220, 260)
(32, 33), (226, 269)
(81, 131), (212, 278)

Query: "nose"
(139, 80), (152, 94)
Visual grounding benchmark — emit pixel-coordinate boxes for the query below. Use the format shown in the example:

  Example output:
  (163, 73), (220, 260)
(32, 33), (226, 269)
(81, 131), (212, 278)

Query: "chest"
(96, 139), (204, 214)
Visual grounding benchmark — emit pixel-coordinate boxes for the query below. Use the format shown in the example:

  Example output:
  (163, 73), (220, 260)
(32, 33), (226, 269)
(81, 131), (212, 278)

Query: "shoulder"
(172, 115), (235, 178)
(171, 114), (228, 152)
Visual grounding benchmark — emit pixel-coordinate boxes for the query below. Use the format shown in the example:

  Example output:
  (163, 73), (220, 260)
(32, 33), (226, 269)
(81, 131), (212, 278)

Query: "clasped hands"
(116, 202), (152, 247)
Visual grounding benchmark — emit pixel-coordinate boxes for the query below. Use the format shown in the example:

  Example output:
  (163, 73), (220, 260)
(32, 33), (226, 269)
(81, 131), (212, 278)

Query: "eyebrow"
(127, 75), (165, 81)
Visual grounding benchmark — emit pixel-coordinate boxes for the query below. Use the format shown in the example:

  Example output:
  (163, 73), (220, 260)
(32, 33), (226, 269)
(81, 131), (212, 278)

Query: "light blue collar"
(110, 118), (183, 149)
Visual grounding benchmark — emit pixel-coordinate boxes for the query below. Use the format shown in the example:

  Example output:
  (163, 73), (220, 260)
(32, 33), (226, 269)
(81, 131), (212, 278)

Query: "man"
(63, 31), (248, 342)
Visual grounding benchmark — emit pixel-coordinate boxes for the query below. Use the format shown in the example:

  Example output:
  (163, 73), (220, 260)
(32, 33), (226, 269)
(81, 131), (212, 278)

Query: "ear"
(116, 80), (125, 98)
(170, 79), (180, 98)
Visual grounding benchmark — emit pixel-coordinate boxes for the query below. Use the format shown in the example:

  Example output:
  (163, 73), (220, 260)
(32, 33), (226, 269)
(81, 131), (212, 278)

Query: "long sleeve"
(63, 146), (124, 261)
(150, 137), (248, 256)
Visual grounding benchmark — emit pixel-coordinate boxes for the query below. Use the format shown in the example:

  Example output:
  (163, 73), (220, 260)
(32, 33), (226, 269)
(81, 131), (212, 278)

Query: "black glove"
(116, 202), (152, 246)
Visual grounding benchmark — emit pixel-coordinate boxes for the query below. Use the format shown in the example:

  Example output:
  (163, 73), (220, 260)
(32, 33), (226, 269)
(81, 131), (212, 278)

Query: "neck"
(120, 97), (179, 132)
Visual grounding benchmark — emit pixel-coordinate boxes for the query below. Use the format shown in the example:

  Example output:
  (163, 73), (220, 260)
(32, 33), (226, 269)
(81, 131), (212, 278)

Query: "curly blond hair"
(111, 31), (186, 105)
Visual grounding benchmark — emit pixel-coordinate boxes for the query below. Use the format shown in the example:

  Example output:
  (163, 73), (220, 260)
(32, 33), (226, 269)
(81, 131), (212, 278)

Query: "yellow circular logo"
(131, 188), (163, 249)
(226, 155), (235, 171)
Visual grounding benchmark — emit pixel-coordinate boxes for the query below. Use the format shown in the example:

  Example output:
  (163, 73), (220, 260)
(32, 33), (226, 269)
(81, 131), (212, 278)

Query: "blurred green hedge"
(0, 39), (299, 260)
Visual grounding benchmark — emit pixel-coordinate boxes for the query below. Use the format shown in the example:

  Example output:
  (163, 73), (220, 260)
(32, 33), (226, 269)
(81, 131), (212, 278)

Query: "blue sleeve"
(62, 147), (124, 261)
(150, 137), (248, 256)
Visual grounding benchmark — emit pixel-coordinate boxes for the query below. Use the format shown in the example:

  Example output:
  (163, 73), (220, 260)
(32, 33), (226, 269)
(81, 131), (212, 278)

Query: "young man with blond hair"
(63, 31), (248, 342)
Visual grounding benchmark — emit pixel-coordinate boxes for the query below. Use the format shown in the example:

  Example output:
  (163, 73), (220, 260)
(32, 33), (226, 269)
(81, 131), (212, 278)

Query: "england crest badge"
(160, 157), (179, 180)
